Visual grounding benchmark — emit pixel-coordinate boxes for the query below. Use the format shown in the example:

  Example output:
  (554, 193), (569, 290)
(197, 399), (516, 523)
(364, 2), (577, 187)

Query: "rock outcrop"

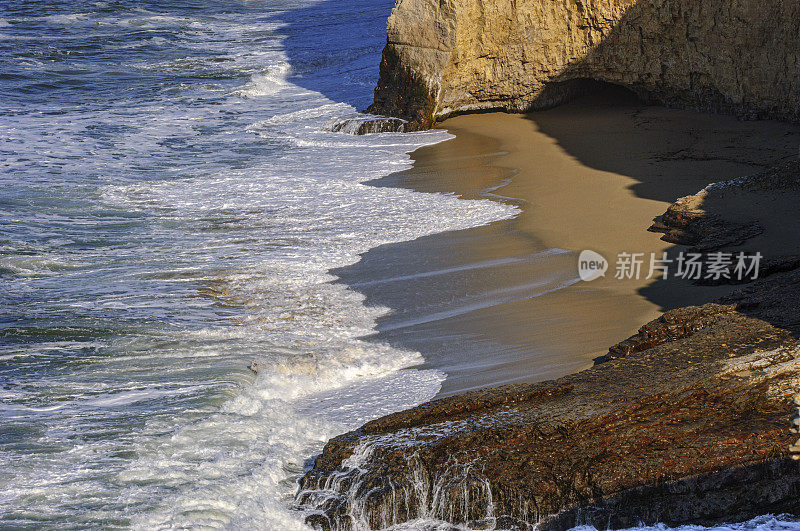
(297, 302), (800, 530)
(368, 0), (800, 129)
(649, 160), (800, 251)
(325, 116), (408, 135)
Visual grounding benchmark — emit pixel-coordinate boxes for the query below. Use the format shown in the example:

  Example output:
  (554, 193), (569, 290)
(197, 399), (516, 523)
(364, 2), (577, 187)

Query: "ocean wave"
(0, 256), (85, 276)
(0, 0), (519, 528)
(232, 62), (293, 97)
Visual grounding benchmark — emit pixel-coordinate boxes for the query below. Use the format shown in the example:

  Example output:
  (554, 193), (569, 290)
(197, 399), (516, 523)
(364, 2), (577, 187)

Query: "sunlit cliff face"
(372, 0), (800, 128)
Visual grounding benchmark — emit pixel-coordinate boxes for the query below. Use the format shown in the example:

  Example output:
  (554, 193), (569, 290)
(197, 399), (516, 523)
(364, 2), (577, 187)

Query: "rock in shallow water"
(325, 116), (407, 135)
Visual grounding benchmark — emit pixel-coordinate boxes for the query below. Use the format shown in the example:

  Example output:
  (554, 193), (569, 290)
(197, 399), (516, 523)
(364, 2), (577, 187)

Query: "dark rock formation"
(597, 304), (736, 363)
(647, 211), (763, 251)
(721, 268), (800, 336)
(325, 116), (408, 135)
(649, 160), (800, 251)
(367, 46), (437, 131)
(297, 303), (800, 529)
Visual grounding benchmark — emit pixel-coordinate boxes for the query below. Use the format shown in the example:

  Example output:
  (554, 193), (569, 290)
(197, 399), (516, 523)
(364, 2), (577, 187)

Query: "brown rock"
(597, 303), (736, 363)
(296, 306), (800, 529)
(369, 0), (800, 130)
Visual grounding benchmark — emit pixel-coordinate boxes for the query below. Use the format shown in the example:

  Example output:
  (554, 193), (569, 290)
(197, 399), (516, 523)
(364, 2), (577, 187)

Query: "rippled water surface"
(0, 0), (514, 527)
(3, 2), (799, 530)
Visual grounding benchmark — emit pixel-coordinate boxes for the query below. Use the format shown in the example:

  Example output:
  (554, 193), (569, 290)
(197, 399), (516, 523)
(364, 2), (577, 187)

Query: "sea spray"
(297, 429), (502, 530)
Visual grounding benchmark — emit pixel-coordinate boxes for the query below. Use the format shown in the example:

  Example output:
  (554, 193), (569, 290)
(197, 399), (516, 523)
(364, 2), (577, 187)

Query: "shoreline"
(298, 92), (800, 528)
(297, 0), (800, 526)
(337, 88), (800, 397)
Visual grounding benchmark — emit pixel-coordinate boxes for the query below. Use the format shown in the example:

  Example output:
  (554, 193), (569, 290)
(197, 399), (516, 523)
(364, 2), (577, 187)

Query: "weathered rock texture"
(325, 117), (408, 135)
(298, 303), (800, 530)
(649, 160), (800, 251)
(368, 0), (800, 129)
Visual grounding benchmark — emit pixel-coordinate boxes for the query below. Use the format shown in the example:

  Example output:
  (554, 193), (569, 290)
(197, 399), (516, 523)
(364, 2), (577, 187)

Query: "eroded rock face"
(369, 0), (800, 129)
(597, 303), (737, 363)
(296, 303), (800, 529)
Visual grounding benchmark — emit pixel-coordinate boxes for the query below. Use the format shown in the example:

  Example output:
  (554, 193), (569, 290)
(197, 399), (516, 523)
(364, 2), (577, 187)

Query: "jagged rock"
(597, 303), (736, 363)
(647, 210), (763, 251)
(649, 160), (800, 252)
(325, 116), (407, 135)
(297, 306), (800, 529)
(646, 189), (764, 251)
(368, 0), (800, 130)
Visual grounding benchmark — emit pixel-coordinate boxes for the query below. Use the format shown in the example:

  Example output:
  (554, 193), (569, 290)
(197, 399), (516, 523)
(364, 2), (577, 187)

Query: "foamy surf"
(0, 0), (516, 528)
(233, 61), (293, 97)
(103, 114), (516, 526)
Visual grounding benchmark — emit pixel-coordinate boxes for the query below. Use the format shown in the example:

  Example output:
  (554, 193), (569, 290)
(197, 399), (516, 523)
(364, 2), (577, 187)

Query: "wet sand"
(335, 89), (800, 397)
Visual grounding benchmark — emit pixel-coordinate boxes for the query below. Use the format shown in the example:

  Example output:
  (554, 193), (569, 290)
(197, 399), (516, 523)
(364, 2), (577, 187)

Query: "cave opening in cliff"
(581, 79), (646, 104)
(534, 78), (647, 111)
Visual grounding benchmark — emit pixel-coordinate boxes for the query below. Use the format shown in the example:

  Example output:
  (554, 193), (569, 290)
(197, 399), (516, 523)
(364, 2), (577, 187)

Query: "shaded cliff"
(368, 0), (800, 129)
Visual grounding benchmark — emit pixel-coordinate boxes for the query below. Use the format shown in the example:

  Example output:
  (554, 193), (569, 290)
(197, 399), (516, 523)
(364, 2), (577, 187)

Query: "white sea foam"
(232, 62), (293, 97)
(601, 515), (800, 531)
(21, 7), (515, 524)
(0, 255), (85, 276)
(98, 100), (516, 526)
(44, 13), (92, 24)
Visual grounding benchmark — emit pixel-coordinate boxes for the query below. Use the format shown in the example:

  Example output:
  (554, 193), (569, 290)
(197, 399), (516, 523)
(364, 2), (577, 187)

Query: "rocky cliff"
(368, 0), (800, 129)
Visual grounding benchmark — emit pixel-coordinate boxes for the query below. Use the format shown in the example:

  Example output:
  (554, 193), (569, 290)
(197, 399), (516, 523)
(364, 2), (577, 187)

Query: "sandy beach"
(337, 88), (800, 397)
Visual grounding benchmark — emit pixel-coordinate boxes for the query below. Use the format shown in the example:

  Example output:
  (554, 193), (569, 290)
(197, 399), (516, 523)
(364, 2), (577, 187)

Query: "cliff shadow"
(509, 0), (800, 330)
(518, 83), (800, 326)
(524, 81), (800, 203)
(272, 0), (394, 111)
(514, 0), (800, 204)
